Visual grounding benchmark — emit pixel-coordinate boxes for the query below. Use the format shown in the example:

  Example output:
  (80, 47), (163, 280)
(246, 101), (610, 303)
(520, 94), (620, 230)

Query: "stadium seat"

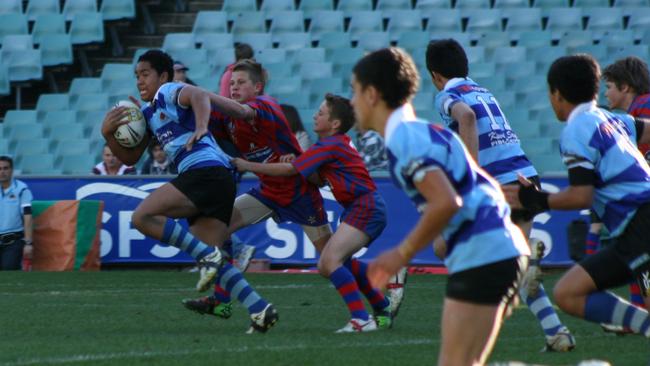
(456, 0), (492, 8)
(532, 0), (570, 7)
(377, 0), (414, 10)
(397, 31), (430, 51)
(74, 93), (109, 121)
(461, 9), (501, 33)
(0, 0), (22, 14)
(470, 61), (497, 78)
(222, 0), (257, 12)
(474, 31), (511, 48)
(41, 110), (77, 129)
(274, 32), (312, 49)
(465, 46), (486, 63)
(327, 47), (365, 66)
(63, 0), (98, 22)
(308, 77), (343, 102)
(573, 0), (610, 6)
(49, 122), (84, 140)
(231, 12), (267, 34)
(59, 153), (96, 175)
(3, 110), (37, 127)
(264, 62), (294, 78)
(101, 0), (136, 20)
(261, 0), (296, 13)
(2, 49), (43, 82)
(169, 48), (208, 70)
(529, 45), (567, 71)
(40, 34), (74, 66)
(25, 0), (60, 21)
(292, 47), (326, 63)
(474, 75), (506, 92)
(598, 30), (635, 46)
(69, 78), (103, 99)
(269, 11), (305, 33)
(545, 8), (584, 33)
(192, 12), (228, 40)
(308, 11), (345, 39)
(0, 65), (9, 96)
(101, 63), (134, 91)
(83, 110), (110, 138)
(520, 138), (554, 155)
(300, 62), (333, 80)
(337, 0), (373, 14)
(300, 0), (335, 14)
(423, 9), (462, 32)
(162, 33), (195, 53)
(513, 75), (546, 96)
(0, 13), (28, 41)
(558, 30), (594, 47)
(502, 60), (536, 83)
(8, 122), (44, 140)
(357, 32), (391, 51)
(515, 30), (552, 47)
(32, 14), (66, 44)
(416, 0), (452, 8)
(386, 10), (423, 38)
(0, 139), (8, 155)
(266, 77), (302, 94)
(14, 138), (50, 156)
(55, 139), (91, 157)
(69, 12), (105, 44)
(494, 0), (530, 8)
(274, 91), (310, 108)
(19, 154), (57, 175)
(196, 33), (233, 49)
(610, 45), (649, 60)
(627, 11), (650, 31)
(36, 94), (70, 117)
(430, 31), (471, 46)
(2, 35), (33, 51)
(585, 8), (623, 31)
(570, 44), (607, 62)
(612, 0), (649, 6)
(503, 9), (543, 33)
(206, 47), (235, 68)
(348, 11), (384, 40)
(234, 33), (273, 51)
(256, 48), (287, 64)
(318, 31), (351, 48)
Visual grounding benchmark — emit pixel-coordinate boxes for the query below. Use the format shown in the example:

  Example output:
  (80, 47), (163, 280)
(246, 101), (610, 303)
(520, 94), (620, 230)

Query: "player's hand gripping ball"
(113, 100), (146, 147)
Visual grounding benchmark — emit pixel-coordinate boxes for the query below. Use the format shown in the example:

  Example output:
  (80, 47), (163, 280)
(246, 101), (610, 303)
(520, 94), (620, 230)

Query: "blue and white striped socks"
(161, 219), (214, 260)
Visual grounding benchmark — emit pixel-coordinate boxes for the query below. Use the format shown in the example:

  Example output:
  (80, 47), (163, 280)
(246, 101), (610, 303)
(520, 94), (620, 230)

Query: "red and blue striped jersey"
(628, 93), (650, 157)
(292, 134), (376, 207)
(210, 95), (316, 206)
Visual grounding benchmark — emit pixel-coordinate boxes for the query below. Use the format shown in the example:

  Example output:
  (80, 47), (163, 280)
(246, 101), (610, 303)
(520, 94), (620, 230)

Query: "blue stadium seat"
(63, 0), (98, 22)
(292, 47), (326, 63)
(49, 122), (84, 140)
(101, 0), (136, 20)
(318, 31), (351, 48)
(3, 110), (37, 127)
(25, 0), (60, 21)
(266, 76), (302, 94)
(357, 31), (390, 51)
(461, 9), (501, 33)
(573, 0), (610, 6)
(430, 31), (471, 46)
(69, 78), (103, 100)
(474, 75), (506, 92)
(231, 12), (267, 34)
(187, 63), (211, 79)
(571, 44), (607, 61)
(59, 154), (96, 174)
(396, 31), (430, 51)
(308, 11), (345, 39)
(529, 46), (566, 71)
(598, 30), (635, 46)
(494, 0), (530, 8)
(465, 46), (486, 63)
(532, 0), (570, 7)
(515, 30), (552, 47)
(0, 0), (22, 14)
(2, 34), (33, 51)
(503, 61), (536, 84)
(416, 0), (452, 8)
(56, 139), (91, 157)
(274, 32), (312, 49)
(386, 10), (423, 39)
(423, 9), (462, 32)
(0, 13), (28, 41)
(36, 94), (70, 118)
(169, 49), (208, 70)
(101, 63), (134, 92)
(610, 45), (649, 60)
(206, 47), (234, 68)
(456, 0), (492, 8)
(348, 11), (384, 40)
(162, 33), (195, 53)
(256, 48), (287, 64)
(41, 110), (77, 128)
(261, 0), (296, 13)
(300, 62), (333, 80)
(69, 12), (105, 44)
(300, 0), (335, 15)
(223, 0), (257, 12)
(585, 8), (623, 31)
(234, 33), (273, 50)
(269, 11), (305, 33)
(40, 34), (73, 66)
(264, 62), (294, 78)
(74, 93), (109, 115)
(377, 0), (414, 10)
(84, 110), (109, 138)
(612, 0), (649, 6)
(274, 91), (310, 108)
(470, 61), (497, 78)
(196, 33), (233, 49)
(513, 75), (546, 97)
(192, 11), (228, 40)
(474, 31), (511, 48)
(2, 49), (42, 82)
(558, 30), (594, 47)
(32, 14), (66, 44)
(308, 77), (343, 102)
(545, 8), (584, 33)
(503, 9), (543, 34)
(327, 47), (365, 65)
(0, 138), (8, 155)
(627, 10), (650, 31)
(0, 65), (9, 96)
(8, 122), (44, 140)
(337, 0), (373, 14)
(14, 138), (50, 156)
(19, 154), (57, 175)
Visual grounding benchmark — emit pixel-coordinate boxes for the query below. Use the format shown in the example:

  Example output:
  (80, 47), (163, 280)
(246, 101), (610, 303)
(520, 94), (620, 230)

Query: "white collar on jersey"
(443, 77), (469, 91)
(567, 101), (598, 123)
(385, 104), (417, 146)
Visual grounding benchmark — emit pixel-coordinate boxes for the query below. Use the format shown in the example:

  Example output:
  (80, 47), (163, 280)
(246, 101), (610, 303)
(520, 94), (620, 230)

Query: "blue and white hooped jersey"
(560, 102), (650, 237)
(435, 77), (537, 184)
(385, 105), (529, 274)
(142, 82), (231, 173)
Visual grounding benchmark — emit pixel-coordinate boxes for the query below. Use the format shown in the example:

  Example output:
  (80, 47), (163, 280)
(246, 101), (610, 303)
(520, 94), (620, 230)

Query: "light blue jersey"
(560, 102), (650, 237)
(142, 82), (231, 173)
(0, 179), (32, 234)
(385, 105), (529, 274)
(435, 77), (537, 184)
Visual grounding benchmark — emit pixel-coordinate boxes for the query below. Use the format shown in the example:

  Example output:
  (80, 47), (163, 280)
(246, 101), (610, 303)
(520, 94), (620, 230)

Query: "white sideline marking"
(0, 339), (435, 366)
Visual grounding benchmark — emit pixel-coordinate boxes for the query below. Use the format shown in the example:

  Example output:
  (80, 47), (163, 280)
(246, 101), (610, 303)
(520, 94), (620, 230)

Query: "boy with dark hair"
(355, 47), (529, 365)
(182, 59), (333, 322)
(426, 39), (574, 351)
(101, 49), (277, 333)
(231, 93), (393, 332)
(504, 54), (650, 337)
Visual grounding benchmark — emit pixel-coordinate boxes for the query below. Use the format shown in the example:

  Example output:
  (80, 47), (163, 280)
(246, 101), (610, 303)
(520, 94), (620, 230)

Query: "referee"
(0, 156), (33, 270)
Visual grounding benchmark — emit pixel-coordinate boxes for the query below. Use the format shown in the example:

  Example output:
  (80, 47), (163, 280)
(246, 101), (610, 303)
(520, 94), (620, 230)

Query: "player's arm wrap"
(518, 184), (550, 215)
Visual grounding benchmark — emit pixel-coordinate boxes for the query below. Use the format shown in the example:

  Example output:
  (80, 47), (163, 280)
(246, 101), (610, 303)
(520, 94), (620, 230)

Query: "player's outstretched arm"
(208, 92), (255, 121)
(450, 102), (478, 162)
(231, 157), (296, 176)
(503, 174), (594, 213)
(368, 169), (461, 288)
(101, 106), (150, 166)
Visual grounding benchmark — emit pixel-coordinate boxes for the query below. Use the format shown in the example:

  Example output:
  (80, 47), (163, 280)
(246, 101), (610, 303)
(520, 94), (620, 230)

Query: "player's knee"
(553, 280), (575, 314)
(317, 256), (337, 278)
(131, 209), (149, 231)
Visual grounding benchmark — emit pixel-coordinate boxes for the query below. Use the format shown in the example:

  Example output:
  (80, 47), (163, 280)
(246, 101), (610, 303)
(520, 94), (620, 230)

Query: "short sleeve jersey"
(0, 179), (33, 234)
(385, 105), (529, 274)
(435, 77), (537, 184)
(292, 134), (376, 207)
(628, 93), (650, 158)
(210, 95), (321, 206)
(141, 82), (231, 173)
(560, 102), (650, 236)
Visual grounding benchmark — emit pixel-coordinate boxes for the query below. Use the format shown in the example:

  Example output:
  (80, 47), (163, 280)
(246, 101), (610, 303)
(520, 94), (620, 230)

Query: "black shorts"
(446, 256), (527, 305)
(504, 176), (541, 223)
(170, 166), (236, 226)
(580, 203), (650, 295)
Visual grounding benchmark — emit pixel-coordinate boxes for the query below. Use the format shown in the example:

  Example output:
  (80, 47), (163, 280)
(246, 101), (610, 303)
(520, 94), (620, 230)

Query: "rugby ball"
(113, 100), (146, 148)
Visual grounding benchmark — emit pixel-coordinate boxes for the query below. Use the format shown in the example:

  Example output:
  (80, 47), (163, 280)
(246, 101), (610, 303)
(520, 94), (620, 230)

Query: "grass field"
(0, 270), (646, 366)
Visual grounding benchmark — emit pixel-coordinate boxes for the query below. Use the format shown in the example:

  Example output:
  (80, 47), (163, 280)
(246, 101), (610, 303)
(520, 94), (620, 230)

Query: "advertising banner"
(21, 176), (583, 266)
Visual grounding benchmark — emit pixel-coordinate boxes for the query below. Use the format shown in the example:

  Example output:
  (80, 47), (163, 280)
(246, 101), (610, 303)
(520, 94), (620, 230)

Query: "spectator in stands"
(141, 140), (177, 175)
(173, 61), (196, 86)
(219, 43), (254, 97)
(93, 144), (136, 175)
(281, 103), (312, 151)
(0, 155), (33, 271)
(355, 124), (388, 171)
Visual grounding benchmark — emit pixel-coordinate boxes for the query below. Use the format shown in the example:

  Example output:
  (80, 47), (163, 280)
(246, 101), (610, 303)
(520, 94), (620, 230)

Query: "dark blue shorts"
(248, 188), (328, 227)
(341, 191), (387, 243)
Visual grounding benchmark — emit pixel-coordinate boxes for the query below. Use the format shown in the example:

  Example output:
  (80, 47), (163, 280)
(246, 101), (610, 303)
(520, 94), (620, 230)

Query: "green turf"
(0, 271), (646, 365)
